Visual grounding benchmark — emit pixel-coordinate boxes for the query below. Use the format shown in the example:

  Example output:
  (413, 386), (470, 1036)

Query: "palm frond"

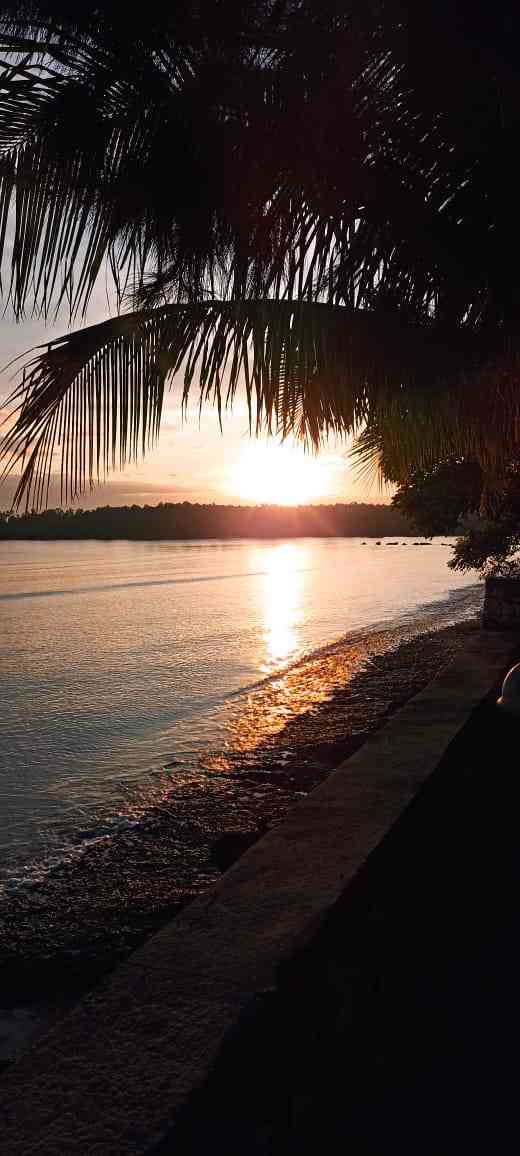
(0, 19), (249, 317)
(2, 2), (520, 517)
(0, 5), (507, 328)
(351, 343), (520, 498)
(2, 297), (517, 510)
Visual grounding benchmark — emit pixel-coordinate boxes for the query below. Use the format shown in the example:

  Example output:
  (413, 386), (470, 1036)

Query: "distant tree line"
(0, 502), (413, 541)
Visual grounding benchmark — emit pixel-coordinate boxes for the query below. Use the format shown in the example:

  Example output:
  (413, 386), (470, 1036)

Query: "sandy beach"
(0, 615), (478, 1067)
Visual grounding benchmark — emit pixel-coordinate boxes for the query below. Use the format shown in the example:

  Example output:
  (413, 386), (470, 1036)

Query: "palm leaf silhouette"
(4, 300), (518, 508)
(1, 3), (520, 505)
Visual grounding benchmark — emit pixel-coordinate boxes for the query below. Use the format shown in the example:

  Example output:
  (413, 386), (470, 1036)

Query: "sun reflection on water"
(259, 543), (305, 673)
(205, 541), (354, 771)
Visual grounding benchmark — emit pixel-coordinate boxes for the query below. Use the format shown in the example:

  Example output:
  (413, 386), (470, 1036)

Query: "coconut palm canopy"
(0, 0), (519, 506)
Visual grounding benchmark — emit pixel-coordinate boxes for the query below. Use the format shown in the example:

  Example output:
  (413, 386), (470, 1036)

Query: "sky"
(0, 286), (389, 510)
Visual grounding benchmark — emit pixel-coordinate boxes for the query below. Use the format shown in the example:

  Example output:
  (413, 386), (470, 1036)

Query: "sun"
(228, 440), (328, 505)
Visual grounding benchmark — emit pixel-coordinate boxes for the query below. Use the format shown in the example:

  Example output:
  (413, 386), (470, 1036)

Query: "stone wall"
(0, 632), (515, 1156)
(482, 575), (520, 628)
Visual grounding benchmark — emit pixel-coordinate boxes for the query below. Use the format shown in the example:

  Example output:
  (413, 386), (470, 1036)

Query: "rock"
(483, 574), (520, 629)
(210, 827), (269, 872)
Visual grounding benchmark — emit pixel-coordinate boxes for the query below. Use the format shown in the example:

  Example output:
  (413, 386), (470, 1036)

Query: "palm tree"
(1, 2), (520, 507)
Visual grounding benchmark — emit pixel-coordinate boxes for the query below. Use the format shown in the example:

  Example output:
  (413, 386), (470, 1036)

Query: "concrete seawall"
(0, 628), (515, 1154)
(483, 573), (520, 628)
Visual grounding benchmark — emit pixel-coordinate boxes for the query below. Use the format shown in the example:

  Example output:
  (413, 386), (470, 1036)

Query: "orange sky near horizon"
(0, 294), (390, 510)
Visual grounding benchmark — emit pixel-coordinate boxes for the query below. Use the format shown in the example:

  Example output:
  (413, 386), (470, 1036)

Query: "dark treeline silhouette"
(0, 503), (412, 541)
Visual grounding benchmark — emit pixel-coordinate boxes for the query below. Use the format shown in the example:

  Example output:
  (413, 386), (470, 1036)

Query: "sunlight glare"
(229, 440), (327, 505)
(260, 543), (304, 671)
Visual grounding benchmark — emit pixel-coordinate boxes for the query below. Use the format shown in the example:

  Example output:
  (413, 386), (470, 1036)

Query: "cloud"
(0, 475), (205, 510)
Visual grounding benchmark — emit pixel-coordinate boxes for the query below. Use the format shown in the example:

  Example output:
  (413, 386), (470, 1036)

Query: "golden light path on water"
(205, 542), (373, 771)
(0, 538), (482, 883)
(204, 540), (480, 775)
(260, 543), (304, 671)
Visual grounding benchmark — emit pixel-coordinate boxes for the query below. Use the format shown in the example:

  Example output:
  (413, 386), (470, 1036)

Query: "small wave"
(0, 579), (483, 899)
(0, 567), (299, 603)
(223, 582), (482, 703)
(0, 812), (143, 897)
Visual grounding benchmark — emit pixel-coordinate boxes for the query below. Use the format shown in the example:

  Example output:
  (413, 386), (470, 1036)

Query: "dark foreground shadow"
(151, 692), (520, 1154)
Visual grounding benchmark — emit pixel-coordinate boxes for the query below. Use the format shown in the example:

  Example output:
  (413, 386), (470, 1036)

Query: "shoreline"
(2, 617), (513, 1154)
(0, 613), (479, 1066)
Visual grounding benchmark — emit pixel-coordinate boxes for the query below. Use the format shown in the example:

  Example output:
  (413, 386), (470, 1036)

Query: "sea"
(0, 537), (482, 895)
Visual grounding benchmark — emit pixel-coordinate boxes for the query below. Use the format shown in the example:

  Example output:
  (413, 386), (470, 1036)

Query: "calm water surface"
(0, 537), (481, 888)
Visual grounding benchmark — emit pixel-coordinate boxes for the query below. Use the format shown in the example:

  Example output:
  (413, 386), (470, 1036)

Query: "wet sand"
(0, 617), (478, 1066)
